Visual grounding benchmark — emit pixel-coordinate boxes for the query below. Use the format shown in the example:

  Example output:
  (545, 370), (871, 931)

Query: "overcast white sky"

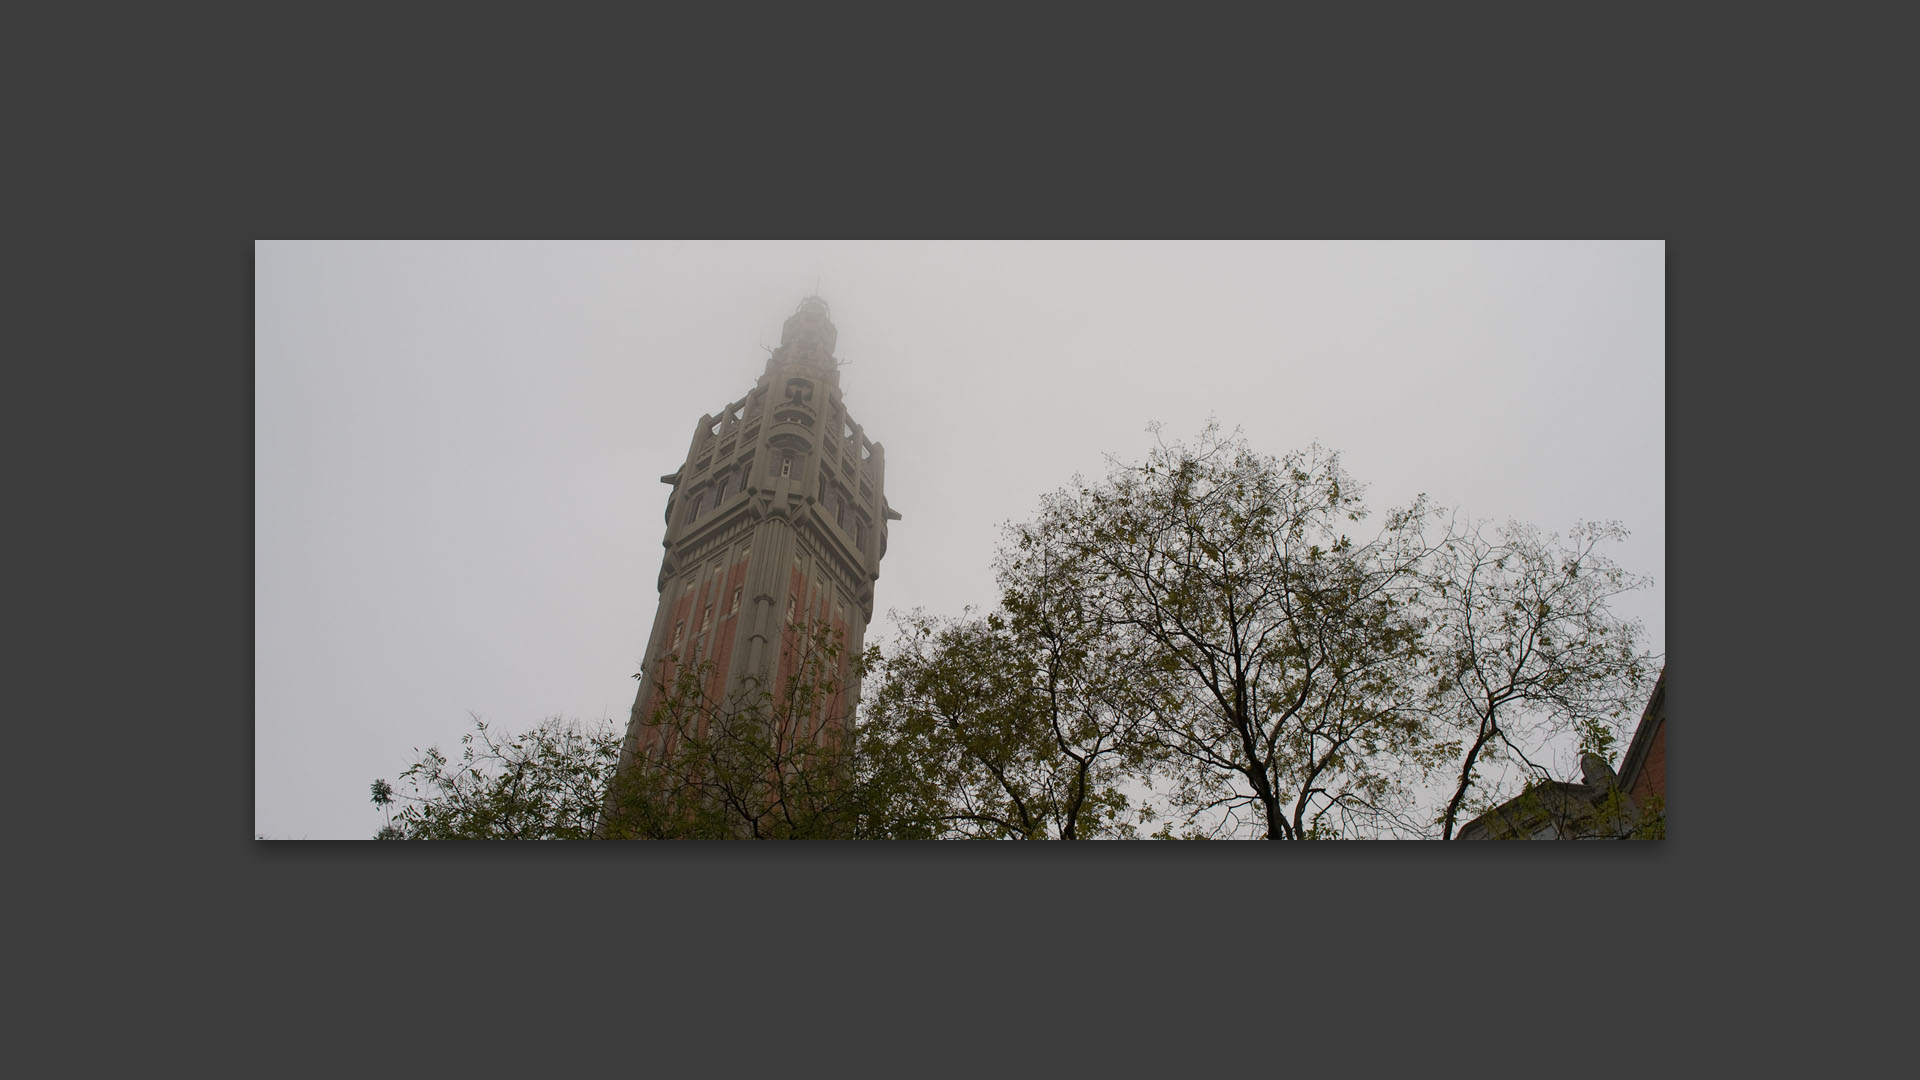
(255, 240), (1664, 840)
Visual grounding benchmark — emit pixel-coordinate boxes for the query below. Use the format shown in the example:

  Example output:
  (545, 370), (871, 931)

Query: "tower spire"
(766, 294), (840, 380)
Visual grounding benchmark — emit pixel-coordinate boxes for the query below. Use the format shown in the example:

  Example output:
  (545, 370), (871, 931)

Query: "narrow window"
(729, 586), (741, 616)
(780, 456), (792, 477)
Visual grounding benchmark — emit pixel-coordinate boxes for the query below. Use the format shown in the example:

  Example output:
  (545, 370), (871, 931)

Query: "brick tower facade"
(603, 297), (898, 826)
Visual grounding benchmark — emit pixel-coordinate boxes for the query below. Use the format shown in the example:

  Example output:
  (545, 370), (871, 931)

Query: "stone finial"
(1580, 752), (1617, 790)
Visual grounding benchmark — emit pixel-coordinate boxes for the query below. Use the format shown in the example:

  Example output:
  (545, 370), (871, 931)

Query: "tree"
(373, 715), (620, 839)
(374, 622), (936, 839)
(1003, 424), (1443, 838)
(370, 779), (396, 838)
(1424, 518), (1658, 838)
(859, 606), (1149, 839)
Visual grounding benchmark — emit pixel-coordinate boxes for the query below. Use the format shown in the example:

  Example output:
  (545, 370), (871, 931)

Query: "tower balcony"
(768, 402), (817, 450)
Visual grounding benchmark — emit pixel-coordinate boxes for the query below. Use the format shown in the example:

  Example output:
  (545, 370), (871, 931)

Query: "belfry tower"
(603, 297), (898, 824)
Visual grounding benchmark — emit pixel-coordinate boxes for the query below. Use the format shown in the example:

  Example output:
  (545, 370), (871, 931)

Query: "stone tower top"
(766, 295), (840, 379)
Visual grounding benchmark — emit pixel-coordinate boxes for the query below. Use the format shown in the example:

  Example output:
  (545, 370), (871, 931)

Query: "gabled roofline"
(1616, 667), (1666, 795)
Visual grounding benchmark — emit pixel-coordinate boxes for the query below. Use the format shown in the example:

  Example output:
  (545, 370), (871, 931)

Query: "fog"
(255, 240), (1663, 839)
